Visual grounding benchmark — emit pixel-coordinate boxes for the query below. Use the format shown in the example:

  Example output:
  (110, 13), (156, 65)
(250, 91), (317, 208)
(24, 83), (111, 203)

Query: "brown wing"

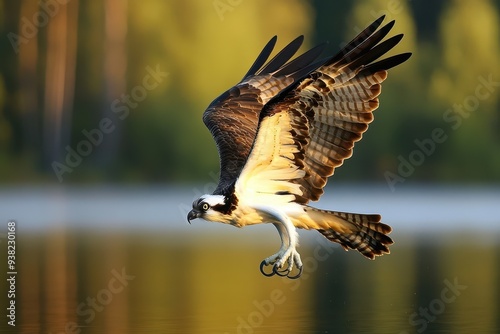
(203, 36), (326, 194)
(235, 16), (411, 204)
(292, 19), (411, 203)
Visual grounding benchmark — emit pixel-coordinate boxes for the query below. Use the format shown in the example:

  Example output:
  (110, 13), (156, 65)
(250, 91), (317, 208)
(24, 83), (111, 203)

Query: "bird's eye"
(201, 203), (210, 211)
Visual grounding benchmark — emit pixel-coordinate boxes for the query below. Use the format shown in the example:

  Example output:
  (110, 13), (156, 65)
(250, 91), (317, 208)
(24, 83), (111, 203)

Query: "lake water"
(0, 185), (499, 333)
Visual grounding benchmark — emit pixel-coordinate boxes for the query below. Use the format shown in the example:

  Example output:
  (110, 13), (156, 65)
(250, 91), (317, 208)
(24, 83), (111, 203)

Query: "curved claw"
(273, 264), (291, 277)
(287, 265), (303, 279)
(259, 260), (275, 277)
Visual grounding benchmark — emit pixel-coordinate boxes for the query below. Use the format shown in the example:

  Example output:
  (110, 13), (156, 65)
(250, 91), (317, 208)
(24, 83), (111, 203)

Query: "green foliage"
(0, 0), (499, 185)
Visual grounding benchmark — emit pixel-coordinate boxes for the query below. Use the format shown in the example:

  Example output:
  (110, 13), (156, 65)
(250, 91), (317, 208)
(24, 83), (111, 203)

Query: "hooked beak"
(187, 210), (200, 224)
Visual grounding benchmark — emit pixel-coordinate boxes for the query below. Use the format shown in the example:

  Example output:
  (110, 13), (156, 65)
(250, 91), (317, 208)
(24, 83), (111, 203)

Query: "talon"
(259, 260), (275, 277)
(273, 264), (290, 277)
(287, 265), (303, 279)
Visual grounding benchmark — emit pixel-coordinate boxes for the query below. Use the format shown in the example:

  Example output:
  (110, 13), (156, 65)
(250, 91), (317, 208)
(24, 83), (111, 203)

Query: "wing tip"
(242, 35), (279, 80)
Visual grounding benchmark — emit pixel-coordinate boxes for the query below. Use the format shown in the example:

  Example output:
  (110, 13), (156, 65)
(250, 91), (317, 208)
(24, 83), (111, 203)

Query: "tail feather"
(303, 208), (393, 259)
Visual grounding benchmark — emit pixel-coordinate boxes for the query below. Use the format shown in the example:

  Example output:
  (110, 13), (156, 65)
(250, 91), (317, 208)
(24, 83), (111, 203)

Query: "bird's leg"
(260, 223), (289, 276)
(273, 217), (303, 278)
(259, 214), (303, 279)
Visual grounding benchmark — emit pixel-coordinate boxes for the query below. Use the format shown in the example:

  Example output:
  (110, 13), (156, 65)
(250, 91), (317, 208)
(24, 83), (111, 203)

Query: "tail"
(302, 207), (393, 259)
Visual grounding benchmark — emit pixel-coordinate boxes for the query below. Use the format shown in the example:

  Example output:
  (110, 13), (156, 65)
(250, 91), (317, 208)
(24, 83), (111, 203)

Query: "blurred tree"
(42, 0), (79, 168)
(18, 0), (39, 159)
(0, 0), (499, 184)
(408, 0), (446, 43)
(431, 0), (500, 104)
(310, 0), (354, 46)
(98, 0), (128, 167)
(0, 1), (22, 167)
(431, 0), (500, 181)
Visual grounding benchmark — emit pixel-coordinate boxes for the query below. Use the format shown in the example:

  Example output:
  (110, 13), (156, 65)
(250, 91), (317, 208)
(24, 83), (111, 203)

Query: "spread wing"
(203, 36), (327, 195)
(235, 16), (411, 204)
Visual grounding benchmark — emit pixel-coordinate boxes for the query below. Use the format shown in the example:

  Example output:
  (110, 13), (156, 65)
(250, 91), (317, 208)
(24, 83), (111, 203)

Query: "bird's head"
(187, 194), (227, 223)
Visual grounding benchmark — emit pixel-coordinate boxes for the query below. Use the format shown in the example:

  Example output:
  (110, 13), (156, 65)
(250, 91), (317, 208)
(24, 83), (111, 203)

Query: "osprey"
(188, 16), (411, 279)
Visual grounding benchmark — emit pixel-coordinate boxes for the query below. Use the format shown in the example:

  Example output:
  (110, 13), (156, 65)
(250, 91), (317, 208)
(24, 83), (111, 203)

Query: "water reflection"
(1, 229), (499, 334)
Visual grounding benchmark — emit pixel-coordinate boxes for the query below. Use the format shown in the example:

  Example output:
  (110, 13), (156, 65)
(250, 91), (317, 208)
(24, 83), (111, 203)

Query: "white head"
(187, 194), (228, 223)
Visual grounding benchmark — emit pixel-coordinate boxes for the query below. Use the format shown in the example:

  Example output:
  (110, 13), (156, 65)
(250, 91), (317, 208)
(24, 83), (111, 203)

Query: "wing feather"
(235, 106), (308, 205)
(204, 36), (325, 194)
(257, 36), (304, 74)
(328, 15), (387, 64)
(242, 36), (277, 79)
(234, 16), (411, 204)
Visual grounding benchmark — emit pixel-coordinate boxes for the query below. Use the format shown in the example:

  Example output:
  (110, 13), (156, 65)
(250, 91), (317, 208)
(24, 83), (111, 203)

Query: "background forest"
(0, 0), (499, 186)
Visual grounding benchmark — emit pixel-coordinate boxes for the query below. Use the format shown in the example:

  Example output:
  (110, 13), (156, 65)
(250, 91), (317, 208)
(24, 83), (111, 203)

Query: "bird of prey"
(187, 16), (411, 279)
